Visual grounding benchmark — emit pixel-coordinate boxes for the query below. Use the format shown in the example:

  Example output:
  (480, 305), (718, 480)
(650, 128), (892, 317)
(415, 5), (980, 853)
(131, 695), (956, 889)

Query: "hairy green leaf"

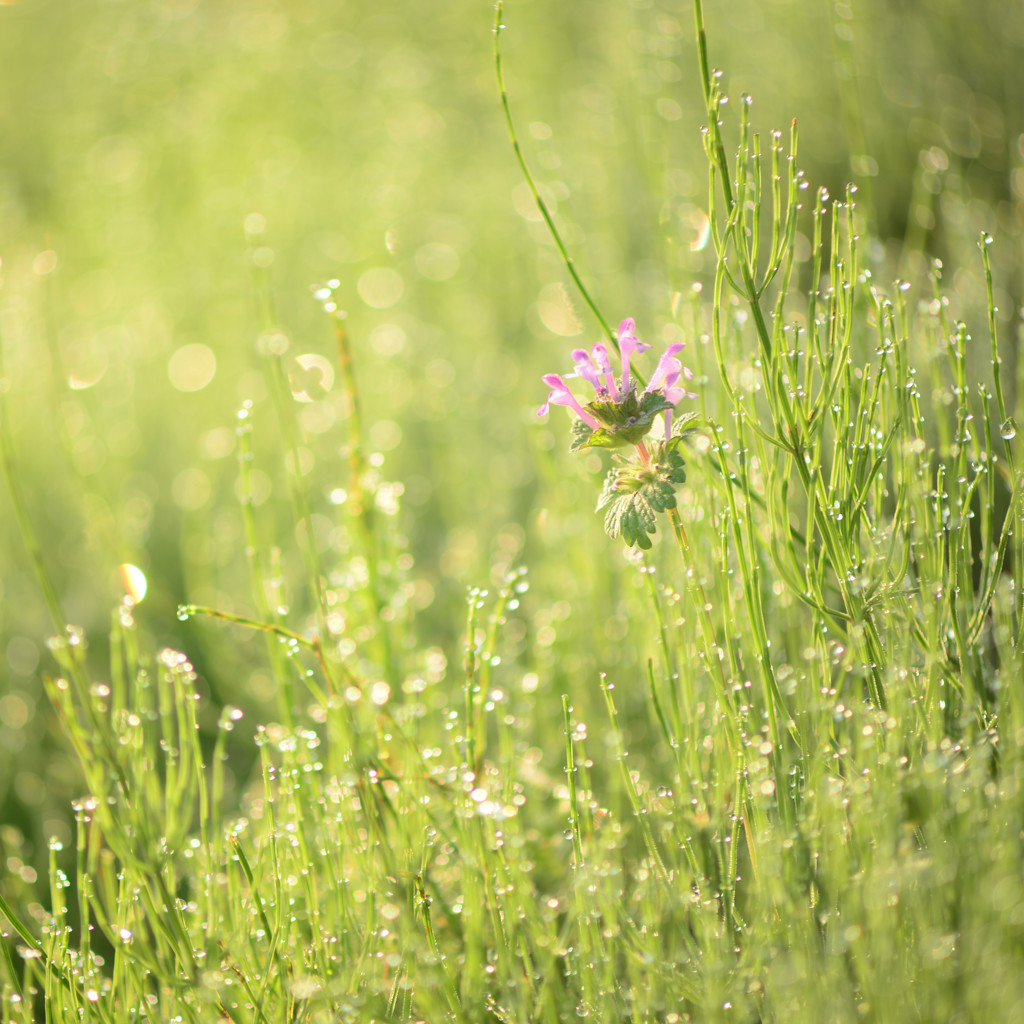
(596, 443), (687, 548)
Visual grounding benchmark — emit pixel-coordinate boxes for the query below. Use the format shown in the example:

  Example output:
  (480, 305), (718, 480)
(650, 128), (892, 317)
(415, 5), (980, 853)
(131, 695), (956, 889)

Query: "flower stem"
(666, 507), (741, 752)
(493, 2), (618, 350)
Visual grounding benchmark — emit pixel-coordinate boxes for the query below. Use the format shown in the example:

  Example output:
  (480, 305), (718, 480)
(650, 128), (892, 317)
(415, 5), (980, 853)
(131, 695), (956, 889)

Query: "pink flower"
(570, 340), (623, 399)
(643, 342), (696, 439)
(570, 346), (611, 396)
(645, 343), (686, 394)
(538, 374), (601, 430)
(538, 317), (696, 442)
(617, 318), (650, 395)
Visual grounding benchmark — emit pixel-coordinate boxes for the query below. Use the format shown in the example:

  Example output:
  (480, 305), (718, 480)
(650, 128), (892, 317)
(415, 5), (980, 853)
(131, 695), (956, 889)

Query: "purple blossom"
(662, 381), (697, 440)
(538, 317), (695, 441)
(590, 343), (618, 398)
(617, 318), (650, 395)
(538, 374), (601, 429)
(570, 347), (608, 395)
(645, 343), (686, 394)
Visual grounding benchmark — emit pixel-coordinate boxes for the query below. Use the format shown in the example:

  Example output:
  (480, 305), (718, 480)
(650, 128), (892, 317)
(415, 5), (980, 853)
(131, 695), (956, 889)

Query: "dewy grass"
(1, 1), (1024, 1021)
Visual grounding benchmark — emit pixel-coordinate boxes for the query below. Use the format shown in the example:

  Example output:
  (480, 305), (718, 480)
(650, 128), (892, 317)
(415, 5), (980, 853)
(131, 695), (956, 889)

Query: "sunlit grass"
(2, 0), (1024, 1020)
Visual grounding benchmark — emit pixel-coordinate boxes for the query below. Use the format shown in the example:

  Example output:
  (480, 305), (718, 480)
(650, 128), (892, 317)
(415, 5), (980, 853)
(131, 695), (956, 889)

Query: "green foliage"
(2, 0), (1024, 1022)
(570, 389), (676, 451)
(597, 440), (688, 549)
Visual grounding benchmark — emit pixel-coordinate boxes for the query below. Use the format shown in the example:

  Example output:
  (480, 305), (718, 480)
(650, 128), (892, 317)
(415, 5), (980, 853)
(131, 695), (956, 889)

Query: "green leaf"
(577, 389), (675, 448)
(569, 418), (595, 453)
(573, 426), (625, 451)
(596, 445), (688, 549)
(671, 410), (699, 437)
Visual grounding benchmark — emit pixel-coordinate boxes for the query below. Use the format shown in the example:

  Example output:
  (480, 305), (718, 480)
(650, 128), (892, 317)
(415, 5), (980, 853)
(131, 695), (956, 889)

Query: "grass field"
(2, 0), (1024, 1020)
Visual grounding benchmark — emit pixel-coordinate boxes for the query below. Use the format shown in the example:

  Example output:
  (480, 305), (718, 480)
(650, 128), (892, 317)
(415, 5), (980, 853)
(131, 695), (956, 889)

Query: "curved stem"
(666, 507), (741, 752)
(494, 1), (617, 350)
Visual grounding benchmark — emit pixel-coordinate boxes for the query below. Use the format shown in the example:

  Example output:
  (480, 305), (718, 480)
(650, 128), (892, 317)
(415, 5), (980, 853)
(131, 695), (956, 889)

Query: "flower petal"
(571, 350), (603, 390)
(646, 343), (687, 393)
(591, 343), (618, 399)
(538, 374), (600, 428)
(617, 317), (651, 394)
(664, 384), (698, 405)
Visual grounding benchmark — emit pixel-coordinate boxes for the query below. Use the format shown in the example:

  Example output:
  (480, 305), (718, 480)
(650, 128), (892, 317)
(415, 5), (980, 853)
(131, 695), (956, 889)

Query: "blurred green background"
(1, 0), (1022, 856)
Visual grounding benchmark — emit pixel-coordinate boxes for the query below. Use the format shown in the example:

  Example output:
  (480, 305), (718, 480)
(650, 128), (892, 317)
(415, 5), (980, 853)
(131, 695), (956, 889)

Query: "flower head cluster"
(537, 317), (697, 550)
(538, 318), (696, 447)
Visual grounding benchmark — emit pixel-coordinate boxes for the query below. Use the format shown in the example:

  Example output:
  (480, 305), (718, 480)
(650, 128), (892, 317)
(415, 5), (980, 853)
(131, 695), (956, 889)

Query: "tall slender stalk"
(493, 1), (618, 352)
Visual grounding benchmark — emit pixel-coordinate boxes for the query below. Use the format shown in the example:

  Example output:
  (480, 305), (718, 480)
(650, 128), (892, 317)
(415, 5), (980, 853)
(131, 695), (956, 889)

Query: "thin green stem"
(494, 1), (616, 350)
